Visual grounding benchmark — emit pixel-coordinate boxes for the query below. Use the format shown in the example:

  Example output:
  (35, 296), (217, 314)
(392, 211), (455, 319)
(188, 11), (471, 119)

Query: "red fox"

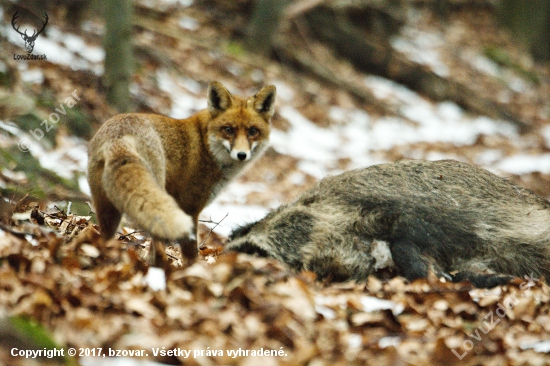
(87, 81), (276, 260)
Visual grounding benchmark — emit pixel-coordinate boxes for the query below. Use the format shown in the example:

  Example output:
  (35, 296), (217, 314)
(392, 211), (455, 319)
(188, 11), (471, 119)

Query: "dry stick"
(118, 230), (144, 240)
(199, 213), (229, 248)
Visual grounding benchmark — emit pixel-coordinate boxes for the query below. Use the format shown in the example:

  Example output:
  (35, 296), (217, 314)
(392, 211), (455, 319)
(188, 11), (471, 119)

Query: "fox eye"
(248, 127), (259, 137)
(221, 126), (234, 134)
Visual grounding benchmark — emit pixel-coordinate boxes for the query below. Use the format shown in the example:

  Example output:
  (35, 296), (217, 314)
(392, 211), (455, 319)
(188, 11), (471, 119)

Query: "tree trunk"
(499, 0), (550, 61)
(103, 0), (134, 112)
(246, 0), (288, 55)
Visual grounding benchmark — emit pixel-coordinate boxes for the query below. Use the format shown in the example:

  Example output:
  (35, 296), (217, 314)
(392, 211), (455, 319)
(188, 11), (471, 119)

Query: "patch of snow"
(366, 75), (418, 102)
(226, 63), (243, 77)
(424, 151), (460, 162)
(201, 203), (269, 237)
(0, 121), (23, 136)
(36, 138), (88, 180)
(379, 336), (401, 349)
(20, 68), (44, 84)
(19, 133), (88, 180)
(521, 340), (550, 353)
(272, 80), (295, 102)
(156, 0), (194, 6)
(12, 211), (31, 222)
(272, 105), (367, 171)
(474, 149), (504, 166)
(143, 267), (166, 291)
(315, 302), (336, 320)
(250, 69), (265, 83)
(273, 106), (339, 160)
(1, 169), (27, 182)
(507, 74), (528, 93)
(156, 69), (204, 118)
(360, 296), (403, 315)
(348, 334), (363, 349)
(217, 182), (269, 205)
(81, 20), (104, 35)
(61, 33), (104, 63)
(364, 76), (518, 149)
(179, 16), (199, 31)
(288, 171), (306, 185)
(180, 77), (202, 95)
(494, 154), (550, 175)
(296, 160), (329, 180)
(542, 126), (550, 149)
(79, 176), (91, 196)
(390, 27), (449, 77)
(470, 53), (500, 77)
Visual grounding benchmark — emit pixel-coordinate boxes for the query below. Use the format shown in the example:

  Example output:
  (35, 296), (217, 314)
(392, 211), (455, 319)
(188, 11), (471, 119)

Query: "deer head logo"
(11, 11), (48, 54)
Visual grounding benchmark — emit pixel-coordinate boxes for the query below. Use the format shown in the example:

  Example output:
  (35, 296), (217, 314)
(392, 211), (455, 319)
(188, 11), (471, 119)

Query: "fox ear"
(207, 81), (233, 115)
(253, 85), (276, 118)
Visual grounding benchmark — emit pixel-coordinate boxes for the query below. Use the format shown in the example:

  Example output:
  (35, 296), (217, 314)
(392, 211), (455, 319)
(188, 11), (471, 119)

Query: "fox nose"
(237, 152), (247, 161)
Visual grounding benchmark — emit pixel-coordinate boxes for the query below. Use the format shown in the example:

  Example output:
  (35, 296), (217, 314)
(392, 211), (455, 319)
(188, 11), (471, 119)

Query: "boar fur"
(226, 159), (550, 287)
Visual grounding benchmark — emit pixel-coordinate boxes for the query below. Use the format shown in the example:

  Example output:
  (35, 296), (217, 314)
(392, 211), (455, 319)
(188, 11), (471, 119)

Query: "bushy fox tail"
(101, 137), (195, 243)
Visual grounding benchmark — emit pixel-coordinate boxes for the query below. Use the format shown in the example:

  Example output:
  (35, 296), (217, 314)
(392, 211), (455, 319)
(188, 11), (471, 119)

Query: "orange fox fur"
(87, 81), (276, 259)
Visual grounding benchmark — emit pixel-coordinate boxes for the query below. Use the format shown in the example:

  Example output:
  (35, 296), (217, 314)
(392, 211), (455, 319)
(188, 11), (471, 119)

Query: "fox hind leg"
(89, 167), (122, 242)
(96, 199), (122, 242)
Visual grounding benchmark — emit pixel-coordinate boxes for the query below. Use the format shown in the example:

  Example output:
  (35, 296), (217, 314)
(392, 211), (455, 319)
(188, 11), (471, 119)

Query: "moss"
(13, 113), (55, 148)
(0, 146), (81, 200)
(8, 316), (76, 365)
(66, 106), (92, 139)
(226, 41), (247, 57)
(484, 45), (540, 85)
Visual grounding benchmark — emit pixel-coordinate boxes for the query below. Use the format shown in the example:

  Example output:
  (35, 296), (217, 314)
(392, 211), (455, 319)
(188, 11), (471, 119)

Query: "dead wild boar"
(225, 159), (550, 287)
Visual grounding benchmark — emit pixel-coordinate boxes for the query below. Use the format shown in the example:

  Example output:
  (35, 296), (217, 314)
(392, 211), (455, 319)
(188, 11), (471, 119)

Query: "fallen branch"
(199, 213), (229, 248)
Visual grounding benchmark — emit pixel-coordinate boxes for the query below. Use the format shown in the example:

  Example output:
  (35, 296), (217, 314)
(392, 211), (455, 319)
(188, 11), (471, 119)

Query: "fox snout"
(221, 138), (252, 161)
(231, 148), (251, 161)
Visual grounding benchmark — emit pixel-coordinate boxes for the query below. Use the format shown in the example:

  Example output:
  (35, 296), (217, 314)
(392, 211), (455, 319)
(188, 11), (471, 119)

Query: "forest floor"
(1, 0), (550, 365)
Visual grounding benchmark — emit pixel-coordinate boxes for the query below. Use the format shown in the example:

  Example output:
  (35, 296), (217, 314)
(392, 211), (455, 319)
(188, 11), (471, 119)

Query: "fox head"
(206, 81), (276, 164)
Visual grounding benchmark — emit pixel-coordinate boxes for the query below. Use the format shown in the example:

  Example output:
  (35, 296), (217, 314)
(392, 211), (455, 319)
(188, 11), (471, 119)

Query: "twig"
(166, 251), (179, 261)
(198, 217), (217, 224)
(199, 213), (229, 248)
(118, 230), (144, 240)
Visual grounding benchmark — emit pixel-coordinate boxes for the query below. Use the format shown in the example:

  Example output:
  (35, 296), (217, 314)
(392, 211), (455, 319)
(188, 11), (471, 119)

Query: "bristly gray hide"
(226, 159), (550, 288)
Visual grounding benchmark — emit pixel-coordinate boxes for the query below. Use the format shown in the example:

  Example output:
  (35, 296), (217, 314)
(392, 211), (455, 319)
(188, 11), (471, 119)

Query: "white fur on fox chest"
(206, 135), (268, 205)
(206, 162), (247, 205)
